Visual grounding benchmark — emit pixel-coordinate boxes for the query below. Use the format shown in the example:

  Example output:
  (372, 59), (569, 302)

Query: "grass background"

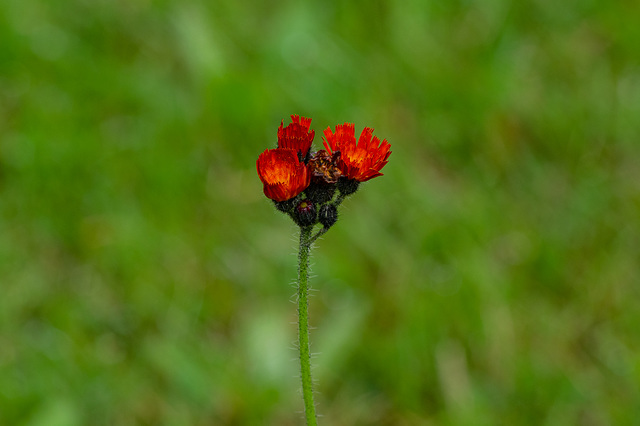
(1, 0), (639, 424)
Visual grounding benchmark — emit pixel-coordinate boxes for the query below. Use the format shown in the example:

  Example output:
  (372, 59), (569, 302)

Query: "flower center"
(308, 149), (342, 184)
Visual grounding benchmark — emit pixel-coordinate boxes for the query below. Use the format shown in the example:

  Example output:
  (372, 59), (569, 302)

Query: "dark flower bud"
(305, 181), (336, 204)
(337, 177), (360, 196)
(318, 204), (338, 228)
(293, 199), (317, 227)
(273, 196), (299, 213)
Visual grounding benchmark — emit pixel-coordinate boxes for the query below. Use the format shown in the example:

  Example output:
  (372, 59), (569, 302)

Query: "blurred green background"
(1, 0), (639, 424)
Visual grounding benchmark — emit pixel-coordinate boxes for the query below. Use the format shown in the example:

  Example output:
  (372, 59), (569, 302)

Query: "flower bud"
(273, 196), (298, 213)
(337, 177), (360, 196)
(305, 181), (336, 204)
(318, 204), (338, 228)
(293, 199), (317, 227)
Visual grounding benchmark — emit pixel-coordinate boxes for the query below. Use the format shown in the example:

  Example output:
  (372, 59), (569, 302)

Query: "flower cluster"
(257, 115), (391, 229)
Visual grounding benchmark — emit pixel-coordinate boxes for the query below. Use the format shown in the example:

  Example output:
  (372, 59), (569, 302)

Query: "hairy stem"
(297, 225), (318, 426)
(310, 227), (329, 244)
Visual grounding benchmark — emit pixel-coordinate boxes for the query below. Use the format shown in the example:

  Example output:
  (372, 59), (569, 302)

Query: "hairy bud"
(293, 200), (317, 227)
(318, 204), (338, 228)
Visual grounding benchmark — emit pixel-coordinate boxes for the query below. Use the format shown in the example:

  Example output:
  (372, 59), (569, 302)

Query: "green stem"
(297, 225), (318, 426)
(310, 227), (328, 244)
(333, 193), (347, 207)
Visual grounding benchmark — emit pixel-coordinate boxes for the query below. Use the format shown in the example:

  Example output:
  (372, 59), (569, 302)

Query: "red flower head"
(277, 115), (315, 159)
(256, 148), (311, 202)
(322, 123), (391, 182)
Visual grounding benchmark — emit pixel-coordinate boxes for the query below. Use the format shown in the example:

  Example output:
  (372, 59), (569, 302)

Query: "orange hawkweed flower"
(322, 123), (391, 182)
(278, 115), (315, 159)
(256, 148), (311, 202)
